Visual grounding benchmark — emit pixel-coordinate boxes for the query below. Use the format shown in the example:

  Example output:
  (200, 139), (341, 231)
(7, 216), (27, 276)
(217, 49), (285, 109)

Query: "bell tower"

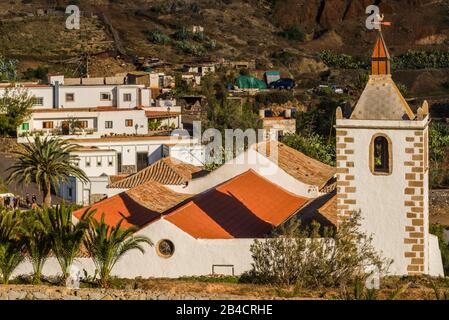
(335, 28), (442, 275)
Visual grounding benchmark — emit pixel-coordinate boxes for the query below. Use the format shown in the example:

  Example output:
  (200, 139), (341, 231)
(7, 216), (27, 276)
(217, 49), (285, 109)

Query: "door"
(136, 152), (149, 172)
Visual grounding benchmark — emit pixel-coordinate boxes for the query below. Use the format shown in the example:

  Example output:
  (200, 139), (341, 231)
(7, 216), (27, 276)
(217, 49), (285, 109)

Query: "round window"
(157, 239), (175, 258)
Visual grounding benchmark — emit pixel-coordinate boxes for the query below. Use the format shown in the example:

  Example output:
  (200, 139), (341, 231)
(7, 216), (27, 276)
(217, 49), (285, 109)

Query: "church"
(335, 30), (443, 276)
(12, 29), (445, 280)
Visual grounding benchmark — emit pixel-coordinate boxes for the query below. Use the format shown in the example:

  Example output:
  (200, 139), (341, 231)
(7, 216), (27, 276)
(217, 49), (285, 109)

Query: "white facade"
(17, 108), (149, 141)
(336, 117), (443, 276)
(14, 219), (255, 279)
(60, 136), (202, 205)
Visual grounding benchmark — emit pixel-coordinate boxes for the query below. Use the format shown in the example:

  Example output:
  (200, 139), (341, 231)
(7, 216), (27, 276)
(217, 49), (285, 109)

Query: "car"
(268, 78), (295, 90)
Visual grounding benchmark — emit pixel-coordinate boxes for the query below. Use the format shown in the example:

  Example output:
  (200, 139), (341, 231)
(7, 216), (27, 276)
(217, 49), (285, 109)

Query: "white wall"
(18, 109), (148, 139)
(13, 219), (255, 279)
(335, 118), (439, 276)
(429, 234), (445, 277)
(72, 151), (117, 177)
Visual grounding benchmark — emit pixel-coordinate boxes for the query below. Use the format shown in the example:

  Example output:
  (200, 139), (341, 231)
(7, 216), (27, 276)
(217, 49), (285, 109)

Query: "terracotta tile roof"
(145, 111), (181, 118)
(73, 181), (191, 229)
(298, 191), (337, 228)
(108, 174), (130, 184)
(107, 157), (202, 189)
(164, 170), (309, 239)
(255, 141), (336, 188)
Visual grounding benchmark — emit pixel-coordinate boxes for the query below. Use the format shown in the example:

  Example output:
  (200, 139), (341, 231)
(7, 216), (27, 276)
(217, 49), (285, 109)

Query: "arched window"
(370, 134), (392, 175)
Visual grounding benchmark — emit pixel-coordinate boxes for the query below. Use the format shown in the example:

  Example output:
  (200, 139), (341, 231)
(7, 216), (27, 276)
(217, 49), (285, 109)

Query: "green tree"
(7, 136), (88, 207)
(38, 204), (92, 283)
(282, 133), (336, 166)
(0, 56), (17, 81)
(84, 213), (152, 288)
(22, 210), (52, 284)
(0, 87), (34, 137)
(0, 209), (24, 284)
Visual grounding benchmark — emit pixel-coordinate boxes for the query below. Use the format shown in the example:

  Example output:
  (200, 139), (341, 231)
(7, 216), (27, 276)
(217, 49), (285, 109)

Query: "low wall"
(0, 285), (247, 300)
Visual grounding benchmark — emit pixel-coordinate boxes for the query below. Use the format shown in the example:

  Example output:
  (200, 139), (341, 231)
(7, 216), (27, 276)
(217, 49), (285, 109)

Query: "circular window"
(156, 239), (175, 258)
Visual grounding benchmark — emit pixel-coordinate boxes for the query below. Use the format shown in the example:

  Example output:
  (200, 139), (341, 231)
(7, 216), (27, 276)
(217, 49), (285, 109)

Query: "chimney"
(285, 109), (292, 119)
(259, 109), (265, 119)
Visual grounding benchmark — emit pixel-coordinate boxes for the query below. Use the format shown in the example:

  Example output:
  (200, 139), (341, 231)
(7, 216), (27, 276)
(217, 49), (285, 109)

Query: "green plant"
(429, 123), (449, 188)
(144, 28), (170, 45)
(277, 26), (305, 42)
(84, 213), (152, 288)
(431, 281), (449, 300)
(0, 87), (34, 137)
(0, 209), (24, 284)
(0, 55), (17, 81)
(7, 136), (88, 207)
(21, 210), (52, 284)
(339, 277), (408, 300)
(282, 133), (336, 166)
(148, 119), (162, 131)
(318, 51), (369, 70)
(37, 204), (93, 283)
(248, 211), (390, 288)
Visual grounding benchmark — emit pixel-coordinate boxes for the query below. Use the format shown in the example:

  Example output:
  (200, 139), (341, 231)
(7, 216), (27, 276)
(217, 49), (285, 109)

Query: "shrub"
(247, 211), (390, 288)
(0, 55), (18, 81)
(282, 133), (336, 166)
(318, 51), (369, 70)
(278, 26), (305, 42)
(144, 28), (170, 45)
(429, 123), (449, 188)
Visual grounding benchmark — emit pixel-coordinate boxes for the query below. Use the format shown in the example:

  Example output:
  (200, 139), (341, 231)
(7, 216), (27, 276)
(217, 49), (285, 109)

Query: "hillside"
(1, 0), (449, 93)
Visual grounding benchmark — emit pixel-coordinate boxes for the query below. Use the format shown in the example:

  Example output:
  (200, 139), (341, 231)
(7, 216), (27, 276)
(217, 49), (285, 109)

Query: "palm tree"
(7, 136), (88, 207)
(22, 210), (52, 284)
(84, 213), (152, 288)
(38, 204), (93, 283)
(0, 209), (25, 284)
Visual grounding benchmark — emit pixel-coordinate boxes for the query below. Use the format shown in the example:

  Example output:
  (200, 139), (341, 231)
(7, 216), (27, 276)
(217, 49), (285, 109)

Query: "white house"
(57, 135), (204, 205)
(0, 74), (189, 140)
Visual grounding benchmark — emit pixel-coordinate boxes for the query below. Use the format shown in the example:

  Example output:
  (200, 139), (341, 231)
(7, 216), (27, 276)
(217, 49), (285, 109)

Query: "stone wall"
(336, 129), (357, 223)
(0, 285), (250, 300)
(403, 129), (427, 275)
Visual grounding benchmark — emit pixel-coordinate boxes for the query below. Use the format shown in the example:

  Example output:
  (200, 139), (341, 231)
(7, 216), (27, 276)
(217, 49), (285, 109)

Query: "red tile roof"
(107, 157), (202, 189)
(298, 191), (337, 228)
(164, 170), (309, 239)
(73, 181), (191, 229)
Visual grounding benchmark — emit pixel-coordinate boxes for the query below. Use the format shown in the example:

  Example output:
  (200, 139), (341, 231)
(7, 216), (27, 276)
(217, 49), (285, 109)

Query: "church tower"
(335, 31), (442, 275)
